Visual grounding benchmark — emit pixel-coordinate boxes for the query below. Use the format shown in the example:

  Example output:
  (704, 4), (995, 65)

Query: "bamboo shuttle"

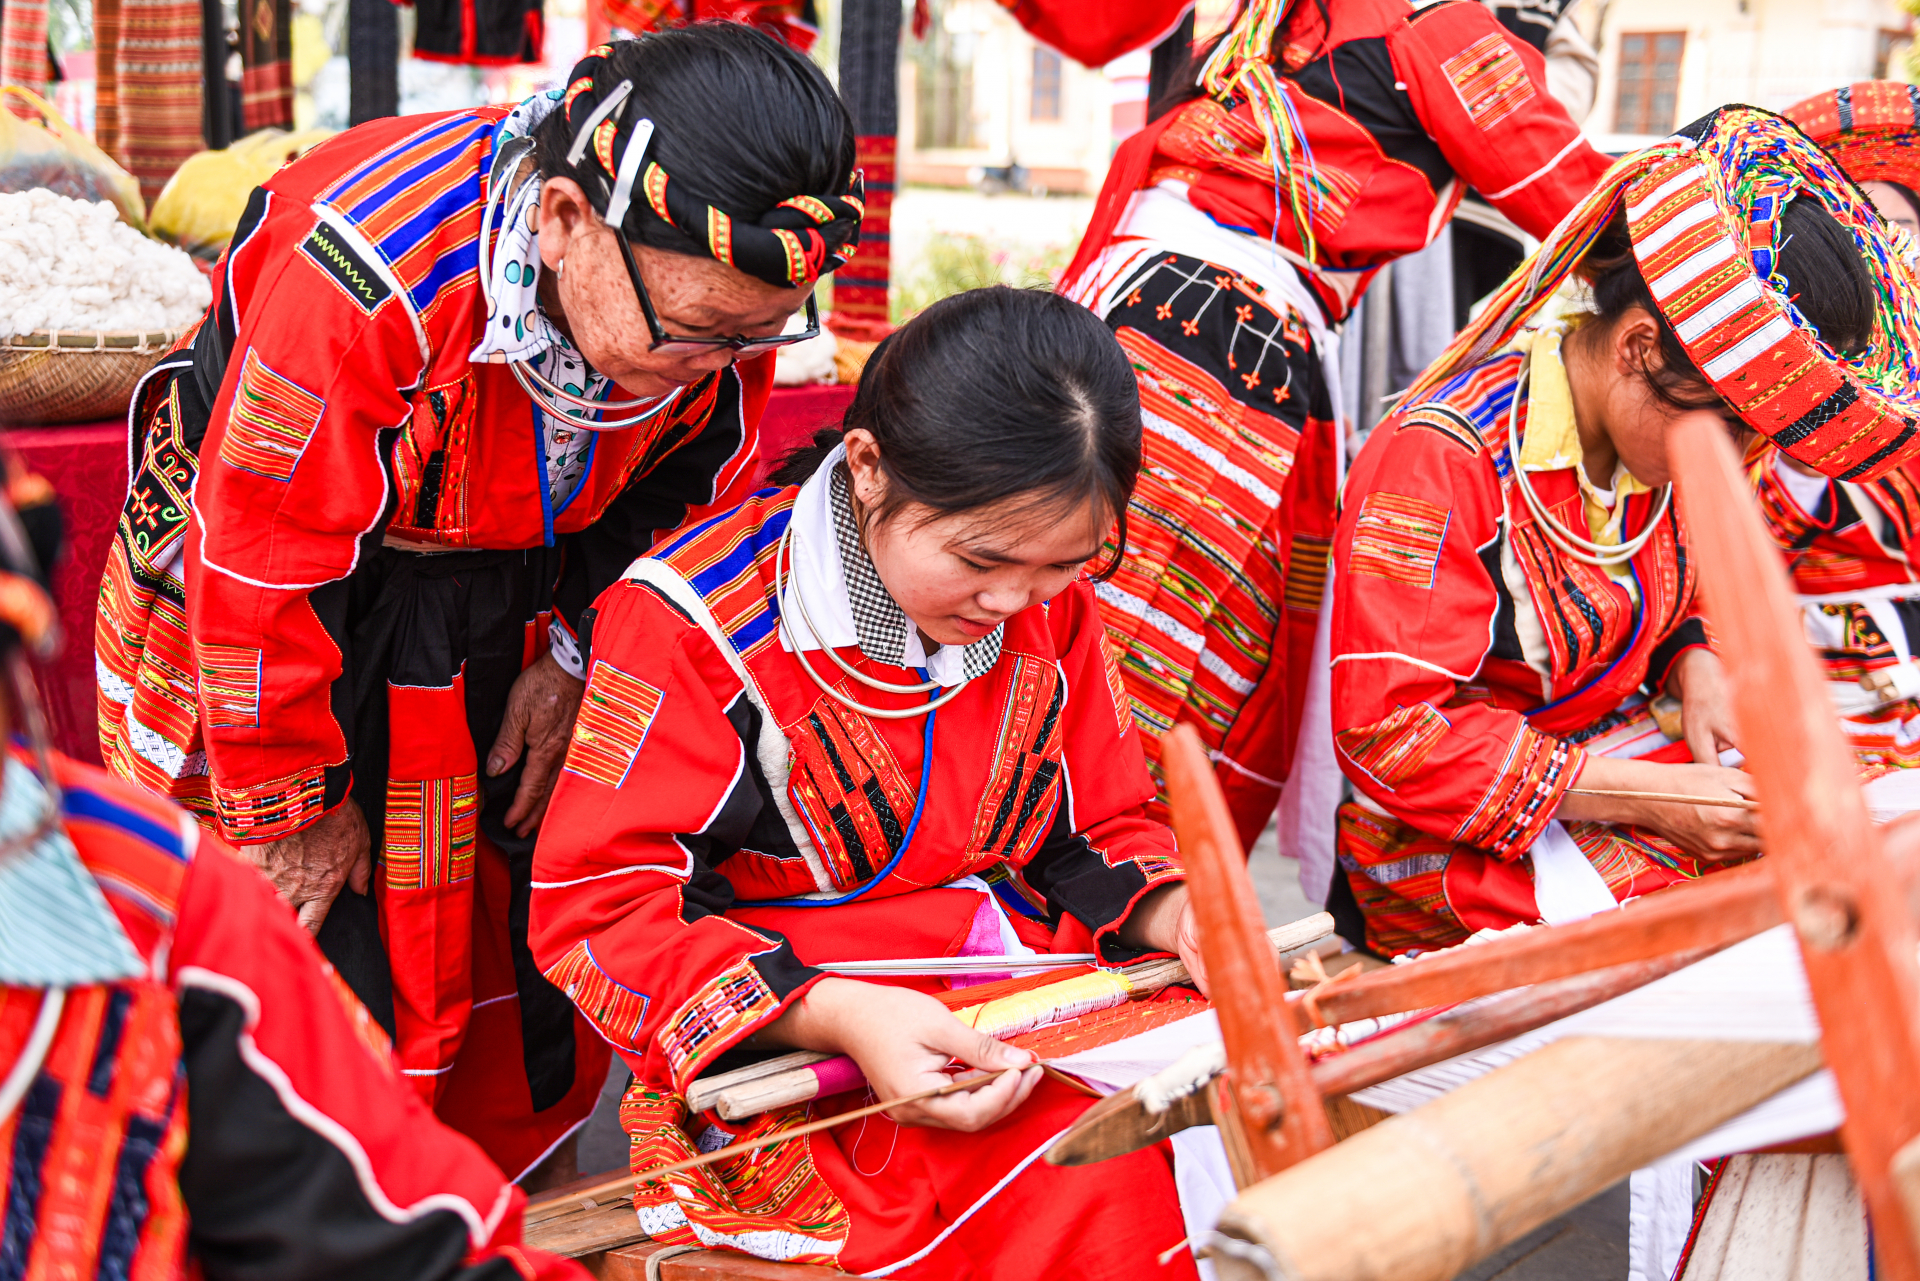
(1566, 787), (1757, 811)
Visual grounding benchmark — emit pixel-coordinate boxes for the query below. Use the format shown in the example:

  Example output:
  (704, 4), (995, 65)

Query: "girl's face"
(536, 178), (813, 400)
(843, 430), (1108, 649)
(1863, 180), (1920, 238)
(1568, 307), (1747, 488)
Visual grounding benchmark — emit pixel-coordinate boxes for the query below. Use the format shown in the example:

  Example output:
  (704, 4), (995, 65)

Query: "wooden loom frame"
(527, 416), (1920, 1278)
(1159, 415), (1920, 1278)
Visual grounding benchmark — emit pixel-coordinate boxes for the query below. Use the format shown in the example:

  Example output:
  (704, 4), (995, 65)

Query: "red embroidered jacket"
(1066, 0), (1612, 322)
(0, 754), (584, 1279)
(1751, 448), (1920, 596)
(1329, 354), (1707, 858)
(174, 106), (773, 842)
(527, 492), (1184, 1095)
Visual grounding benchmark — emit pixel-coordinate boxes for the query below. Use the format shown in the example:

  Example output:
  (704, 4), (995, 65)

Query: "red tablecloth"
(12, 383), (856, 764)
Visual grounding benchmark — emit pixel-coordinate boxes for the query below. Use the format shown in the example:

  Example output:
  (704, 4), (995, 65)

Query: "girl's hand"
(1557, 756), (1760, 861)
(1119, 884), (1208, 995)
(1667, 647), (1741, 765)
(762, 979), (1041, 1131)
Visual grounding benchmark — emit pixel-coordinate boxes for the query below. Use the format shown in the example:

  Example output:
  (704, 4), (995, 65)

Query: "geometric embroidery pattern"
(211, 765), (328, 843)
(382, 774), (478, 889)
(1350, 491), (1451, 589)
(197, 643), (262, 729)
(565, 661), (664, 789)
(659, 956), (779, 1085)
(1442, 33), (1537, 132)
(1100, 637), (1134, 736)
(544, 939), (649, 1048)
(218, 348), (325, 483)
(1336, 701), (1452, 790)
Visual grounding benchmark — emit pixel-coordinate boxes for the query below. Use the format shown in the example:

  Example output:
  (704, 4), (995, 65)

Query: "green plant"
(890, 232), (1075, 324)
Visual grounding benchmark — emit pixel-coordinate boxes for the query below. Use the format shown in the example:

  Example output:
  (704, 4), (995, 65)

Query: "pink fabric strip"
(806, 1054), (867, 1099)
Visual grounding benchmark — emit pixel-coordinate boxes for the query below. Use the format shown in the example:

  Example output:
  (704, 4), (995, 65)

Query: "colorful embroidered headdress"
(1404, 105), (1920, 482)
(560, 42), (864, 289)
(1785, 82), (1920, 198)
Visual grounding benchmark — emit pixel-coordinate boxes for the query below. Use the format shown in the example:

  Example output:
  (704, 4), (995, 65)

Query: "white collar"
(779, 445), (1001, 688)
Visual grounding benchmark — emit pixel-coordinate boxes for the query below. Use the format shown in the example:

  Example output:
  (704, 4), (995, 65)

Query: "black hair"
(1579, 194), (1877, 412)
(771, 287), (1144, 579)
(532, 25), (856, 257)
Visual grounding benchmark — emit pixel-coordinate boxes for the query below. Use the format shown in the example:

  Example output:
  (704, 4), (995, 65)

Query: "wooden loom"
(1060, 416), (1920, 1280)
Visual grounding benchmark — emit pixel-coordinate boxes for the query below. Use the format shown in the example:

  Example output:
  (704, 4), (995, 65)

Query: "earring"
(556, 258), (565, 276)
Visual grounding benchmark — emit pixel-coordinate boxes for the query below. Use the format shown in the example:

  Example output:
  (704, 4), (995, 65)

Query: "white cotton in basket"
(0, 189), (211, 335)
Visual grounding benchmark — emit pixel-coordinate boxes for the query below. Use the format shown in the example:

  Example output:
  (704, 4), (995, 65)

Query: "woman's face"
(844, 430), (1108, 650)
(536, 178), (813, 399)
(1863, 180), (1920, 238)
(1569, 307), (1746, 488)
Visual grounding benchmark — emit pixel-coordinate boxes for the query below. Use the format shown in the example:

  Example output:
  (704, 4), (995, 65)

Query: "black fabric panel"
(409, 0), (540, 62)
(176, 988), (524, 1281)
(1290, 36), (1452, 193)
(1452, 216), (1527, 332)
(721, 691), (806, 866)
(1019, 805), (1153, 965)
(1324, 867), (1374, 954)
(1476, 533), (1524, 664)
(1643, 617), (1709, 694)
(96, 1111), (168, 1281)
(552, 367), (744, 631)
(1106, 251), (1335, 423)
(347, 0), (400, 126)
(1, 1076), (59, 1278)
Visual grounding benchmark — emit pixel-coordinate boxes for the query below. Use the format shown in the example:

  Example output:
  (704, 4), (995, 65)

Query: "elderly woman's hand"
(488, 650), (587, 838)
(246, 800), (372, 934)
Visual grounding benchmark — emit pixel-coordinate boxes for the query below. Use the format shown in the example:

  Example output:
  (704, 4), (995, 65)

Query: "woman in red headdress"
(1742, 83), (1920, 772)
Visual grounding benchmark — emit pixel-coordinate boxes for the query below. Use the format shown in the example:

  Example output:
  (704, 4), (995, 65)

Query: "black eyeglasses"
(612, 233), (821, 356)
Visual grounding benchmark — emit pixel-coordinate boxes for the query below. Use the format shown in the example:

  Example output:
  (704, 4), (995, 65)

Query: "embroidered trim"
(382, 775), (478, 889)
(211, 767), (329, 843)
(565, 660), (664, 789)
(659, 956), (780, 1086)
(218, 349), (325, 483)
(545, 940), (649, 1046)
(196, 643), (262, 730)
(1350, 491), (1451, 589)
(1442, 32), (1538, 133)
(1336, 702), (1452, 791)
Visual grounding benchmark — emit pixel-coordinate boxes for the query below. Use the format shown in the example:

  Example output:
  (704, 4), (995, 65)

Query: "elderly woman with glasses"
(94, 27), (860, 1182)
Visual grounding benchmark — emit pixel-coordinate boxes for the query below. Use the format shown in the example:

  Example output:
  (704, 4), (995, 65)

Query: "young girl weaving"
(529, 288), (1203, 1278)
(1327, 105), (1918, 958)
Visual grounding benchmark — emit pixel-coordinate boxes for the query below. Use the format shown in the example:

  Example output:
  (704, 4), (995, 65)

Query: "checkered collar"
(778, 446), (1004, 687)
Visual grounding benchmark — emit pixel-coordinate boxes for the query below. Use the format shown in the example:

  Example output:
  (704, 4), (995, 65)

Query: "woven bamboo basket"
(0, 329), (182, 426)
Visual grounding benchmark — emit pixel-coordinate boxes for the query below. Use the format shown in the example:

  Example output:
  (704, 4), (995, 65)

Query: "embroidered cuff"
(212, 765), (332, 845)
(658, 945), (821, 1093)
(549, 614), (585, 679)
(1455, 726), (1582, 861)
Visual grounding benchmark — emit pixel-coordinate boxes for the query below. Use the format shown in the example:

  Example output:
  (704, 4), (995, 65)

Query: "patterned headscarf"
(1404, 104), (1920, 482)
(559, 43), (864, 290)
(1785, 82), (1920, 203)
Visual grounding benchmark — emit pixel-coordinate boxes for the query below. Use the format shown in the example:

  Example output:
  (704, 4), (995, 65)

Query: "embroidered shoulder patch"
(1336, 702), (1452, 790)
(299, 220), (393, 314)
(219, 349), (325, 483)
(1442, 33), (1537, 132)
(565, 660), (664, 788)
(660, 957), (779, 1083)
(197, 642), (262, 729)
(1350, 491), (1451, 589)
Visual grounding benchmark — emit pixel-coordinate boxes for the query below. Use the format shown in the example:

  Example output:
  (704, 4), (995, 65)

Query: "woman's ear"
(537, 177), (598, 273)
(1608, 306), (1666, 379)
(843, 429), (887, 508)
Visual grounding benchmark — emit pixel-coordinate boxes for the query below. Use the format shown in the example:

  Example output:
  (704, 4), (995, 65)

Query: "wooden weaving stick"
(526, 1070), (1023, 1224)
(1162, 723), (1332, 1185)
(1566, 787), (1757, 810)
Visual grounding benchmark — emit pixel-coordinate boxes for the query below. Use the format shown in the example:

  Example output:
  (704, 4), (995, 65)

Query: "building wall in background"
(1588, 0), (1911, 151)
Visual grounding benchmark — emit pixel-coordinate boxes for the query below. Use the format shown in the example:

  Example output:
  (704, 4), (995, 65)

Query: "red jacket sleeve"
(999, 0), (1192, 67)
(1392, 2), (1612, 238)
(1330, 420), (1584, 859)
(169, 839), (586, 1280)
(184, 195), (425, 844)
(528, 579), (822, 1093)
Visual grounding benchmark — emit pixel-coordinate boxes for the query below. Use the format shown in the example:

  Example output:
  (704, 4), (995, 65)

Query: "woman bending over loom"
(1740, 84), (1920, 770)
(529, 287), (1205, 1278)
(1327, 106), (1920, 958)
